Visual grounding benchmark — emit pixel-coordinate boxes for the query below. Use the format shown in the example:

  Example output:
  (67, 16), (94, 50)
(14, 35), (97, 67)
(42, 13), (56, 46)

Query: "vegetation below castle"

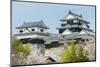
(11, 37), (95, 65)
(11, 37), (32, 65)
(60, 41), (89, 63)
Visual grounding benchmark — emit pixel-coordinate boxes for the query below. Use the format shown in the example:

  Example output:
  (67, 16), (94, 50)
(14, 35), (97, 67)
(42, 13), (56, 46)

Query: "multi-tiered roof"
(57, 10), (94, 39)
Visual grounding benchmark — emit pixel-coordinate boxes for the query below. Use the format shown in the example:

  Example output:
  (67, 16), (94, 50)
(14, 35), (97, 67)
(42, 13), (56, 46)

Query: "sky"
(12, 1), (96, 34)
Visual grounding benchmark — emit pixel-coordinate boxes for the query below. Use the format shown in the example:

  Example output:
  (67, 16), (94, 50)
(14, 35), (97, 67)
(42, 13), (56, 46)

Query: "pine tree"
(12, 36), (32, 64)
(12, 37), (32, 56)
(75, 45), (89, 62)
(60, 41), (89, 63)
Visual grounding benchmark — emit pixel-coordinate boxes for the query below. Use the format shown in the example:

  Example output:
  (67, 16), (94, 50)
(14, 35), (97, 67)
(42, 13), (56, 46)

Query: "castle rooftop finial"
(69, 10), (72, 14)
(80, 14), (82, 17)
(41, 20), (43, 22)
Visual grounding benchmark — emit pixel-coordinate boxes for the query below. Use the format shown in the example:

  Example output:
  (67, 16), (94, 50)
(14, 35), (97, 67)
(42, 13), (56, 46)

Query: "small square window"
(41, 29), (44, 32)
(31, 29), (35, 31)
(19, 30), (23, 33)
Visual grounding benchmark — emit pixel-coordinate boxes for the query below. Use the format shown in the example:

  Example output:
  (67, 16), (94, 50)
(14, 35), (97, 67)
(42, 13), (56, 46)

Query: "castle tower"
(57, 10), (95, 40)
(15, 20), (49, 56)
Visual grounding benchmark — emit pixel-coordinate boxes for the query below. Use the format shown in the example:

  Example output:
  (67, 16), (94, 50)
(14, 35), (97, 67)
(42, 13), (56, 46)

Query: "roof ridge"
(16, 20), (49, 29)
(24, 20), (42, 24)
(69, 12), (82, 18)
(68, 10), (82, 17)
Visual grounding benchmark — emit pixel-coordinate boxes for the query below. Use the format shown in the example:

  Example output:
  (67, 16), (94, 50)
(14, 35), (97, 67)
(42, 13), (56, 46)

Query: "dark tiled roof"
(16, 20), (49, 29)
(56, 26), (93, 32)
(68, 10), (82, 18)
(60, 10), (90, 24)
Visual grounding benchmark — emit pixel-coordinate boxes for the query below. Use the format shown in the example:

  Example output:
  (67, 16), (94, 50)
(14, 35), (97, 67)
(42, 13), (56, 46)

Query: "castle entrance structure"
(15, 20), (49, 56)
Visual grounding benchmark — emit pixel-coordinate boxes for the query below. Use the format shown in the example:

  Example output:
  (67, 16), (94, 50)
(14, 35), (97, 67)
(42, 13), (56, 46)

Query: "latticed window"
(70, 28), (82, 32)
(67, 20), (73, 24)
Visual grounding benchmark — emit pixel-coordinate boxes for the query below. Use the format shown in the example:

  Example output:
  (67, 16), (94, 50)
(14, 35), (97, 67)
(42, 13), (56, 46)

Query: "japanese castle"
(15, 10), (95, 62)
(15, 10), (94, 43)
(57, 10), (94, 40)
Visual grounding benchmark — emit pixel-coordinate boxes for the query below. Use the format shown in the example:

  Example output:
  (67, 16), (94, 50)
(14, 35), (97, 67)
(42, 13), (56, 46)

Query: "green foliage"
(60, 41), (89, 63)
(12, 36), (31, 57)
(15, 44), (31, 56)
(61, 42), (76, 62)
(75, 45), (89, 62)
